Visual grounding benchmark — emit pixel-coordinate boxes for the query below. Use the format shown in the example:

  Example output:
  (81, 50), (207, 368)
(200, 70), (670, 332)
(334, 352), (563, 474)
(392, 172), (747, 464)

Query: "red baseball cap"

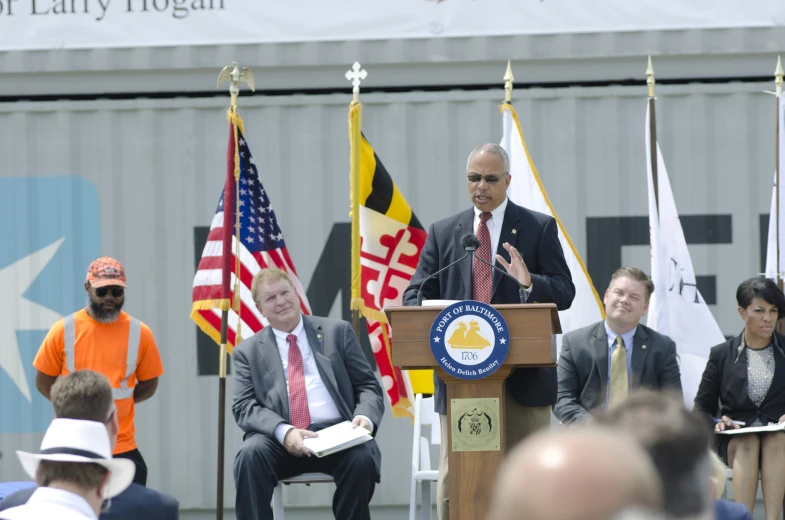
(86, 257), (127, 288)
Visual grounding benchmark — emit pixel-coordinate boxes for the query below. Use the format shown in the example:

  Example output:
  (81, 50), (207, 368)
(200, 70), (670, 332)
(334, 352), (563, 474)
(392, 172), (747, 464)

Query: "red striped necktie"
(286, 334), (311, 429)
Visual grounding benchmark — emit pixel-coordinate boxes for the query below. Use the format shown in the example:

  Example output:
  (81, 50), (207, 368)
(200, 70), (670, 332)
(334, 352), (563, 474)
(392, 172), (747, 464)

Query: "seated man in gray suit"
(232, 268), (385, 520)
(555, 266), (682, 424)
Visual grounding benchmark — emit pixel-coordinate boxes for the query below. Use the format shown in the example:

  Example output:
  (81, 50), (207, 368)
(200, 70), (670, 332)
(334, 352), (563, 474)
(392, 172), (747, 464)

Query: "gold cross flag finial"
(775, 56), (784, 97)
(646, 56), (655, 99)
(346, 62), (368, 103)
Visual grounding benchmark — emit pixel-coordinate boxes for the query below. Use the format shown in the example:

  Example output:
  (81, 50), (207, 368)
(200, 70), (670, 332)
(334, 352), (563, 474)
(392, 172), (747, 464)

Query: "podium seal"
(450, 398), (501, 451)
(429, 300), (510, 381)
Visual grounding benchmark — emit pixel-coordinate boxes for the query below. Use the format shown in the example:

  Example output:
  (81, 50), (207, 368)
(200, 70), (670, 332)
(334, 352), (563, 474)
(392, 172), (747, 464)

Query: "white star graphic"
(0, 238), (65, 402)
(433, 337), (440, 343)
(499, 338), (507, 345)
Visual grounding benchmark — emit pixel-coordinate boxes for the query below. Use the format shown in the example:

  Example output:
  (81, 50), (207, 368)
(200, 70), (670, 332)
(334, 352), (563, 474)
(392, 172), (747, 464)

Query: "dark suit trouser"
(115, 448), (148, 487)
(234, 433), (378, 520)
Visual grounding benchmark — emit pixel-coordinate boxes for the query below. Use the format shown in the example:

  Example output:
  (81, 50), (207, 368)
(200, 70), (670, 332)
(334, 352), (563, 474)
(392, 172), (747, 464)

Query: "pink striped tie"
(286, 334), (311, 429)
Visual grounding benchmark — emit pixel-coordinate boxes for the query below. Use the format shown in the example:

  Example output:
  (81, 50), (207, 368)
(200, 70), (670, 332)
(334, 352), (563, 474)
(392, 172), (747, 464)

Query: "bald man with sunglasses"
(403, 143), (575, 520)
(32, 257), (165, 488)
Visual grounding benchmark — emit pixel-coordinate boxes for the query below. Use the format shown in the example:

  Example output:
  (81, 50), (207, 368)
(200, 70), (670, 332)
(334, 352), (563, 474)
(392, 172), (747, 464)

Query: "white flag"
(501, 104), (604, 341)
(765, 96), (785, 280)
(765, 171), (777, 279)
(646, 102), (726, 407)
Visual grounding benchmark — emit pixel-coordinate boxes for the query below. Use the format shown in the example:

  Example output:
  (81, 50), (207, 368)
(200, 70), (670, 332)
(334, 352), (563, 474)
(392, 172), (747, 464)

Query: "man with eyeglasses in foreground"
(0, 370), (179, 519)
(32, 257), (165, 487)
(403, 143), (575, 520)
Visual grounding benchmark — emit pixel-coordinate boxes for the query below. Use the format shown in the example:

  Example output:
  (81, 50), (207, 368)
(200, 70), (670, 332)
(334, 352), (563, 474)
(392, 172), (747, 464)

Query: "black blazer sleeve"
(694, 345), (722, 420)
(403, 223), (439, 306)
(658, 339), (683, 392)
(526, 217), (575, 311)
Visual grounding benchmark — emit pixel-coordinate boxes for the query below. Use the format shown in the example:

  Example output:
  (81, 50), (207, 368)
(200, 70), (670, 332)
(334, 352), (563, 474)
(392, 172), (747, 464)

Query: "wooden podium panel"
(388, 304), (558, 369)
(386, 304), (560, 520)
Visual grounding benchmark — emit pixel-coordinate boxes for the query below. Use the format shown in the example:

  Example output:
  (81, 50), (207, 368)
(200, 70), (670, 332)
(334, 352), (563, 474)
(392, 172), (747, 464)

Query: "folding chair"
(409, 394), (440, 520)
(272, 472), (334, 519)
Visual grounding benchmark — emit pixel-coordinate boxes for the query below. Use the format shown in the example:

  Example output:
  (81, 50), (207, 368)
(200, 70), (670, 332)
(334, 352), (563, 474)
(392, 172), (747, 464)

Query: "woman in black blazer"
(694, 277), (785, 520)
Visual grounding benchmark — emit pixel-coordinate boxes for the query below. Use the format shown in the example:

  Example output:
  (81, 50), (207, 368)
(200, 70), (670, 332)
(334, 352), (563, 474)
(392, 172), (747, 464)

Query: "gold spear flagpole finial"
(346, 61), (368, 104)
(504, 60), (515, 104)
(646, 56), (656, 98)
(775, 55), (784, 97)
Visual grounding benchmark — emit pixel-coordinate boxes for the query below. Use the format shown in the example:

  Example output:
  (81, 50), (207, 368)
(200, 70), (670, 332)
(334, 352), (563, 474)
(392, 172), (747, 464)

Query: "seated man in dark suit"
(0, 370), (179, 519)
(232, 268), (385, 520)
(555, 266), (682, 424)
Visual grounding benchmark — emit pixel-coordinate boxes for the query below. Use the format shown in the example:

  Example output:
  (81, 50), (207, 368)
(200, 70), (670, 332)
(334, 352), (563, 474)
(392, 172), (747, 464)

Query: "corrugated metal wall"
(1, 27), (784, 96)
(0, 80), (775, 510)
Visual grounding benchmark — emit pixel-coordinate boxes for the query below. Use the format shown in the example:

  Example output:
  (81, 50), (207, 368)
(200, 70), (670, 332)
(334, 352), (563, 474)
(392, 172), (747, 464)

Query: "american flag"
(191, 123), (311, 351)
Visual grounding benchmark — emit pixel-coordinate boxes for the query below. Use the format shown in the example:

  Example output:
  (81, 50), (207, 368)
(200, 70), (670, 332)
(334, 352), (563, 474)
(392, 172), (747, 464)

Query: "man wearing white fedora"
(0, 418), (135, 520)
(0, 370), (179, 518)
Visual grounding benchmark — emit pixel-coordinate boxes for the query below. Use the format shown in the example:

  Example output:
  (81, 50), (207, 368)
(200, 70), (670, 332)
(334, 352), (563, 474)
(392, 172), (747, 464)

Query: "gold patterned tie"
(608, 335), (628, 408)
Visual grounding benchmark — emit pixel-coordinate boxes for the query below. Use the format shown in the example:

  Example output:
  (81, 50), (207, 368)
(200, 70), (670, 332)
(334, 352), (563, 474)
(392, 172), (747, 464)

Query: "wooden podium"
(387, 303), (561, 520)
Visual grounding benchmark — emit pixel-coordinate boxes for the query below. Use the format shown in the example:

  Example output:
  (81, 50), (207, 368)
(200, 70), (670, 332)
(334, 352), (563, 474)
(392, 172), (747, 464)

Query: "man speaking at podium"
(402, 143), (575, 520)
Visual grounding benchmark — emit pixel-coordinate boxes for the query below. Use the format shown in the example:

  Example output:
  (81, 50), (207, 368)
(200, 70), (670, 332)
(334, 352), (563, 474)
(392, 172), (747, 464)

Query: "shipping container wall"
(0, 81), (773, 510)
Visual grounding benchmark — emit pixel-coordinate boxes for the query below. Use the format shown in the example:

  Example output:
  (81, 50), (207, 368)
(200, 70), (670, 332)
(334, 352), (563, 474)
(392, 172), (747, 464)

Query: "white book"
(716, 422), (785, 435)
(303, 421), (372, 458)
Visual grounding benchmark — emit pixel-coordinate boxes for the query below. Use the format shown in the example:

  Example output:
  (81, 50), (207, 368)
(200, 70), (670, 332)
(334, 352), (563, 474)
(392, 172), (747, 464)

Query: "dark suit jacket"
(402, 200), (575, 413)
(231, 315), (385, 476)
(554, 322), (682, 424)
(714, 499), (753, 520)
(0, 484), (179, 519)
(694, 332), (785, 426)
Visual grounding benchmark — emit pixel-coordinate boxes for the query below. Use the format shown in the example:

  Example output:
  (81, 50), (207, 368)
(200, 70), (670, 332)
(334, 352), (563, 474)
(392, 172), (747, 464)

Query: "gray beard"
(88, 297), (123, 323)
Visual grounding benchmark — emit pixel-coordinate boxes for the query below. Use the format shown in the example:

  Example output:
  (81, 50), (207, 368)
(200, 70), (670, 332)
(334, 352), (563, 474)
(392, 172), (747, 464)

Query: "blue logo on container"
(0, 177), (100, 432)
(429, 301), (510, 380)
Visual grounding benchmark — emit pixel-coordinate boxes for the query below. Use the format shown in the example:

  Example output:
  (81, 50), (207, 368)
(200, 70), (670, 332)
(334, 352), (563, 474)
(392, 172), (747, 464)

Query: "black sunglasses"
(95, 286), (124, 298)
(467, 173), (506, 184)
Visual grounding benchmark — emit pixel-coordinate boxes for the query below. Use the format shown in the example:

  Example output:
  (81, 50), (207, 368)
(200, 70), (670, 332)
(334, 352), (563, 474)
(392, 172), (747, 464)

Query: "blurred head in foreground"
(487, 427), (663, 520)
(595, 390), (713, 519)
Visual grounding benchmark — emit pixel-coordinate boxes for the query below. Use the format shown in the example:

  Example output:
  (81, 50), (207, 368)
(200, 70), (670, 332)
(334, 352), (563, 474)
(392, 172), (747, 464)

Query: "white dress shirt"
(0, 487), (96, 520)
(272, 315), (373, 445)
(472, 197), (533, 295)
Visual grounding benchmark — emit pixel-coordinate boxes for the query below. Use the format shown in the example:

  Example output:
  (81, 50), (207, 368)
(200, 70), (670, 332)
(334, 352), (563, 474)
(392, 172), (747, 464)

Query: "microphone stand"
(416, 251), (471, 306)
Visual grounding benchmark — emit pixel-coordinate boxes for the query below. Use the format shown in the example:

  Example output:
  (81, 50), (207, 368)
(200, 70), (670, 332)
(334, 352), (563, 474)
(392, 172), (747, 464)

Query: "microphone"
(415, 233), (478, 306)
(468, 233), (528, 304)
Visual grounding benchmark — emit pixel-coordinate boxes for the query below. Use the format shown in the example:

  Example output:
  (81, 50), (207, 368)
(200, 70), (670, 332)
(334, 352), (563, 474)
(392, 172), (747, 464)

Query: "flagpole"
(215, 62), (255, 520)
(647, 56), (659, 213)
(347, 62), (368, 337)
(775, 56), (783, 296)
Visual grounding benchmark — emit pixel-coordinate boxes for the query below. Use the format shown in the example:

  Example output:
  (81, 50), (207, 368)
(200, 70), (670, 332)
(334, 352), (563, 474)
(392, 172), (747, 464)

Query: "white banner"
(0, 0), (783, 51)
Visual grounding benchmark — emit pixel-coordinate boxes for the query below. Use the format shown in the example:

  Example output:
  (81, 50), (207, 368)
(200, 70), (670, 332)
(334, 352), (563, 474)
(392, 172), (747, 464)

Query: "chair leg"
(421, 481), (432, 520)
(272, 484), (284, 520)
(409, 477), (417, 520)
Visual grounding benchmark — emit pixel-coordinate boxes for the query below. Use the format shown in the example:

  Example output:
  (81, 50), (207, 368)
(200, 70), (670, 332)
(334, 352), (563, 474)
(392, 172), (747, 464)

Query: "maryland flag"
(349, 103), (430, 418)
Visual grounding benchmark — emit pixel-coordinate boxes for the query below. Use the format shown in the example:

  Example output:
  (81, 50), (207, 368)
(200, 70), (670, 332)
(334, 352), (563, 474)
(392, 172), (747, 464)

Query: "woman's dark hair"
(736, 277), (785, 317)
